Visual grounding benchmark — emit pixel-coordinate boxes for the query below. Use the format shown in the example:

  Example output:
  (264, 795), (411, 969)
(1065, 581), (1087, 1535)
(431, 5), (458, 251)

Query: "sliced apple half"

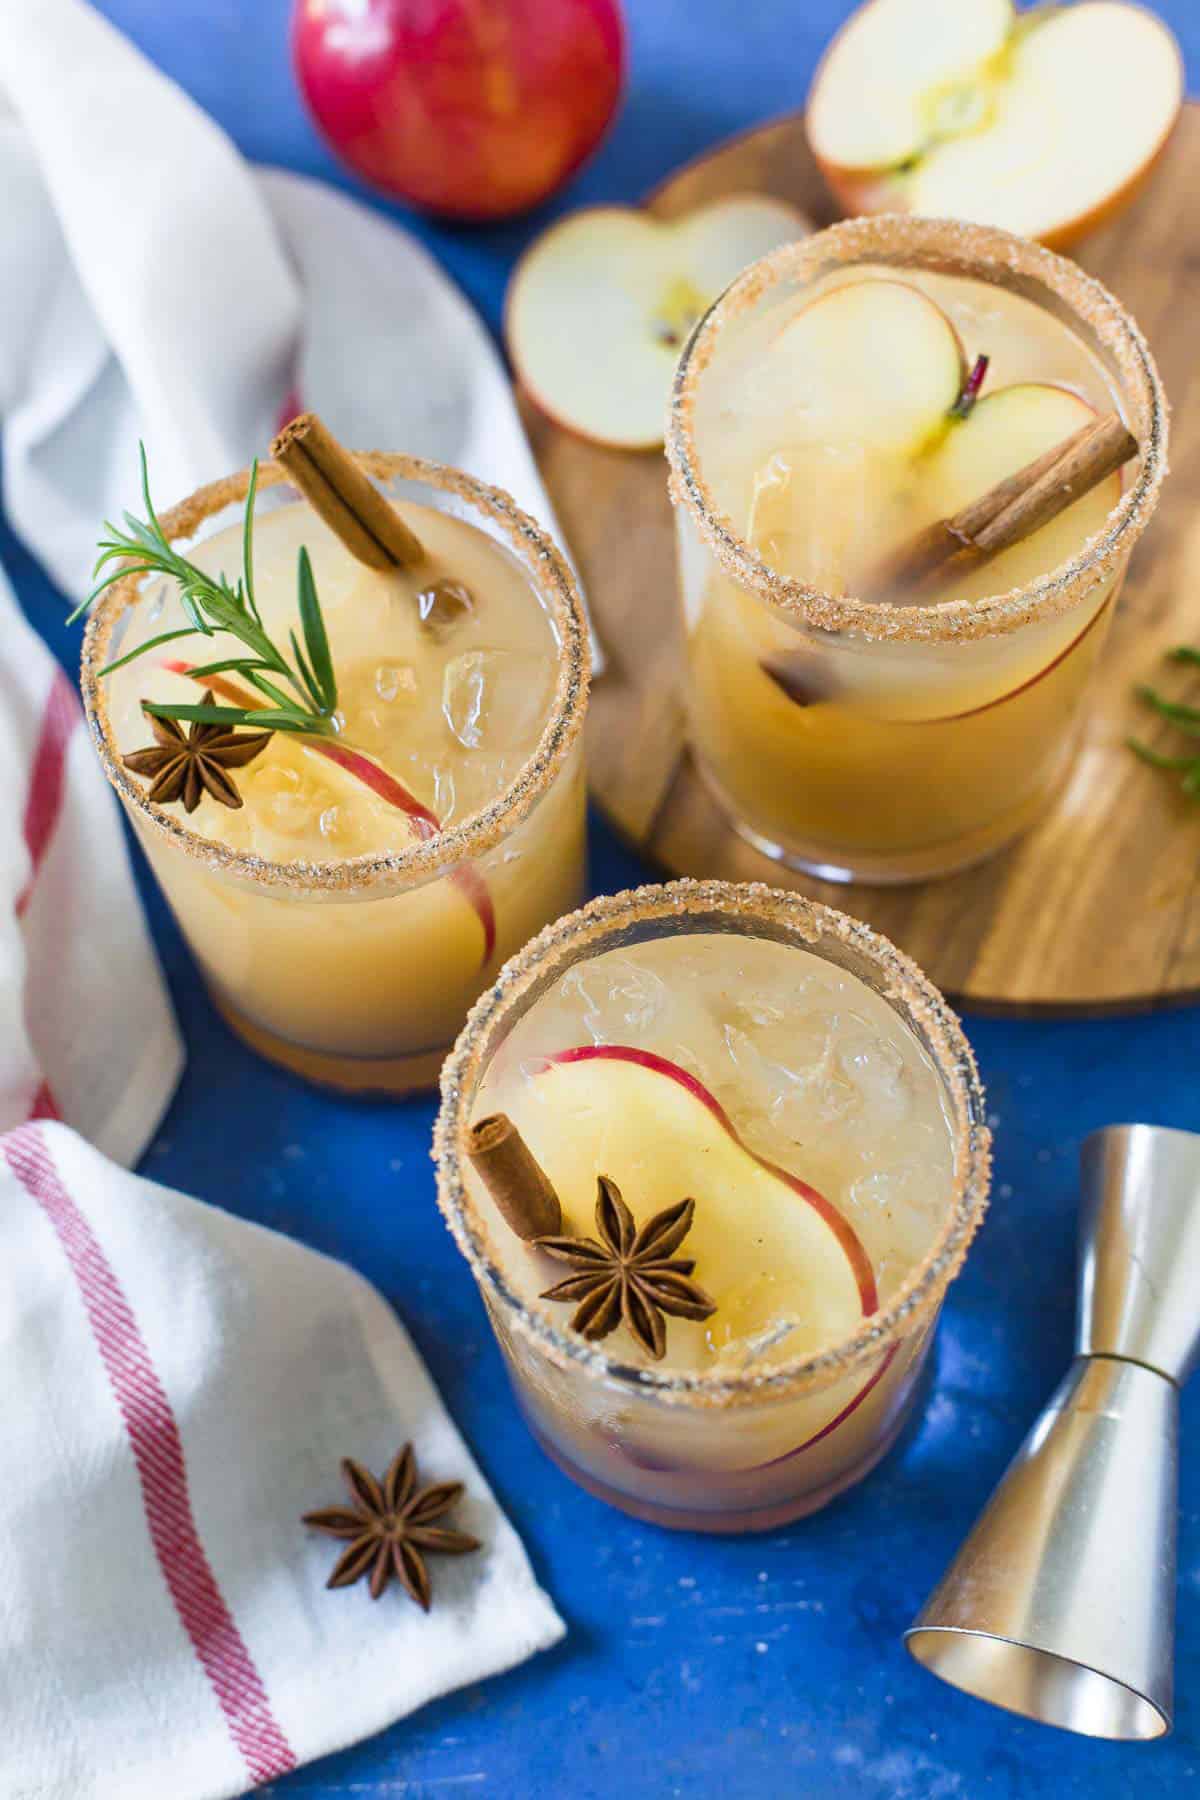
(505, 195), (809, 449)
(508, 1045), (876, 1370)
(808, 0), (1183, 249)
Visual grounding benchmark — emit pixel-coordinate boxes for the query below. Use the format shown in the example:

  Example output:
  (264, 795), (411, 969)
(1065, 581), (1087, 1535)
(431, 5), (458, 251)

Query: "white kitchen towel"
(0, 552), (182, 1163)
(1, 1121), (565, 1800)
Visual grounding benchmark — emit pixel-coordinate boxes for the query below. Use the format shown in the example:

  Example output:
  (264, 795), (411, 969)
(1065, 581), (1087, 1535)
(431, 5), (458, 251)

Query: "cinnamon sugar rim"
(80, 453), (590, 895)
(433, 879), (991, 1410)
(666, 215), (1169, 645)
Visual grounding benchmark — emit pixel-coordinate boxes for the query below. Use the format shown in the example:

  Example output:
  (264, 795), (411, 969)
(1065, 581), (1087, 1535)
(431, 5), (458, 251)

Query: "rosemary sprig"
(72, 445), (338, 737)
(1129, 647), (1200, 801)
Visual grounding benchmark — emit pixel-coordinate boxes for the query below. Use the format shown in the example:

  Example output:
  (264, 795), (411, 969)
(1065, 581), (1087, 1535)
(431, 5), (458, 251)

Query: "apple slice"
(743, 278), (965, 585)
(164, 660), (497, 962)
(919, 382), (1124, 604)
(505, 195), (809, 449)
(508, 1045), (876, 1370)
(770, 278), (966, 456)
(808, 0), (1183, 249)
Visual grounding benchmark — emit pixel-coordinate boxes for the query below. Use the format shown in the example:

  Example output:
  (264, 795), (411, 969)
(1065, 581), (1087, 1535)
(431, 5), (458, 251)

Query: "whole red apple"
(292, 0), (626, 222)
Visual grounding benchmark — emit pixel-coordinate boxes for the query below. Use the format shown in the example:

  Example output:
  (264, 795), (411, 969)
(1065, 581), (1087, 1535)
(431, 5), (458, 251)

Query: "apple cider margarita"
(436, 881), (989, 1532)
(80, 418), (589, 1093)
(666, 216), (1167, 883)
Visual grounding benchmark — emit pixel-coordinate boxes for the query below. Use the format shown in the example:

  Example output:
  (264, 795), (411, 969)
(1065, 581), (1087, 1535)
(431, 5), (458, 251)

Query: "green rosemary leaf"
(76, 443), (342, 743)
(143, 699), (330, 734)
(297, 547), (336, 713)
(99, 627), (203, 676)
(242, 460), (261, 627)
(1127, 738), (1196, 772)
(289, 627), (324, 712)
(1168, 647), (1200, 668)
(241, 670), (299, 712)
(1137, 686), (1200, 735)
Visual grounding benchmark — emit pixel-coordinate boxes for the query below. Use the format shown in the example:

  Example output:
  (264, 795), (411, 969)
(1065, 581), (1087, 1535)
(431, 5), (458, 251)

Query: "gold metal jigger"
(905, 1124), (1200, 1739)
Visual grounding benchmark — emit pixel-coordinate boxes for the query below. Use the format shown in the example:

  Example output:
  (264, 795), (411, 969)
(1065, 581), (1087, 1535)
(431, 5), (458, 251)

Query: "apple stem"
(949, 353), (989, 420)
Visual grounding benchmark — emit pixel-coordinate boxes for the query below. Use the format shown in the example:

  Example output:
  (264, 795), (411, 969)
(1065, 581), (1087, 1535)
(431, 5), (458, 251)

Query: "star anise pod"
(302, 1445), (481, 1610)
(122, 692), (272, 812)
(535, 1176), (717, 1361)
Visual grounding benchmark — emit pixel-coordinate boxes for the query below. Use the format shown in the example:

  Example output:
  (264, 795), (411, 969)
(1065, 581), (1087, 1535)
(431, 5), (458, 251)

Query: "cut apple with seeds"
(504, 1044), (876, 1371)
(505, 195), (809, 450)
(808, 0), (1182, 249)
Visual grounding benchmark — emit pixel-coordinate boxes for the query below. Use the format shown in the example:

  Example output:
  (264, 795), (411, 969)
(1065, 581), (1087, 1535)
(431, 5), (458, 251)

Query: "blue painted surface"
(12, 3), (1200, 1793)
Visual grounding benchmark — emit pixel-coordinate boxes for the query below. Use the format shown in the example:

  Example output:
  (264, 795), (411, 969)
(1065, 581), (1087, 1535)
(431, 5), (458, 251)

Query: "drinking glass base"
(211, 991), (447, 1096)
(694, 756), (1056, 886)
(521, 1401), (914, 1534)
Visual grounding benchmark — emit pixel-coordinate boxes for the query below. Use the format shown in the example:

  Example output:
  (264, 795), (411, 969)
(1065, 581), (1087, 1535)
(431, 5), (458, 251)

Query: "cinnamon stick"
(466, 1113), (563, 1241)
(270, 412), (425, 571)
(859, 413), (1139, 604)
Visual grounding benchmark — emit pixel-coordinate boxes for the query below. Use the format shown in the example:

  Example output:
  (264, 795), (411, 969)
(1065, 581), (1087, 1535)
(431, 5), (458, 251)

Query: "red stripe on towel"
(3, 1124), (297, 1783)
(16, 669), (79, 916)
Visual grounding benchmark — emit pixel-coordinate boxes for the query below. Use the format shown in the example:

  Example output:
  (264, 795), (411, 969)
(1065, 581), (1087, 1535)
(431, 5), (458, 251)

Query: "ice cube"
(248, 764), (311, 837)
(560, 959), (668, 1043)
(837, 1019), (909, 1123)
(442, 649), (552, 751)
(374, 662), (418, 703)
(418, 579), (475, 639)
(722, 1019), (855, 1135)
(432, 765), (457, 822)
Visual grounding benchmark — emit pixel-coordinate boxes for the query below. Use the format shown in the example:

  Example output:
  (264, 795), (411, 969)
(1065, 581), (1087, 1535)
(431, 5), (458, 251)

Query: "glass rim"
(665, 214), (1168, 646)
(434, 878), (992, 1410)
(80, 452), (591, 896)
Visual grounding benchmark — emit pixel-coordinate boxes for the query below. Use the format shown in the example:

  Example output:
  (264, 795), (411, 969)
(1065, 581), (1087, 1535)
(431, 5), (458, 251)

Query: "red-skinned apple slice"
(505, 195), (809, 449)
(762, 383), (1125, 723)
(165, 661), (497, 963)
(515, 1043), (875, 1331)
(808, 0), (1183, 250)
(505, 1043), (890, 1467)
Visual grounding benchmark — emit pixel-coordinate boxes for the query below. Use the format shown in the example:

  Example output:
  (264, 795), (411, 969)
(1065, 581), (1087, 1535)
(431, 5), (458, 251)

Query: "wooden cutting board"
(519, 106), (1200, 1014)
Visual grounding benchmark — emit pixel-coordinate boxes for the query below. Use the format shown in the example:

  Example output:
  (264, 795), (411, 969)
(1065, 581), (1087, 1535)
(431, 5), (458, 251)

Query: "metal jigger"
(905, 1124), (1200, 1739)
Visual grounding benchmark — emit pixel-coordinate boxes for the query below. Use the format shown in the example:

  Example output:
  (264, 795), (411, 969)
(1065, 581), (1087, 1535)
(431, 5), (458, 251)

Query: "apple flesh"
(508, 1044), (876, 1363)
(808, 0), (1183, 249)
(292, 0), (625, 222)
(505, 195), (809, 450)
(771, 277), (966, 456)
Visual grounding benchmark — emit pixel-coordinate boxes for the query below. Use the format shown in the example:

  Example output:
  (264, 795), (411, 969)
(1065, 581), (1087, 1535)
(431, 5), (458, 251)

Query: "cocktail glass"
(81, 454), (590, 1095)
(665, 216), (1167, 883)
(435, 879), (990, 1532)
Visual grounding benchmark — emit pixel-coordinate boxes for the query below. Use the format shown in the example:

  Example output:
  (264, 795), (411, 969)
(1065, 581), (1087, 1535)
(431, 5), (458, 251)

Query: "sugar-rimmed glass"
(81, 454), (590, 1095)
(665, 216), (1168, 884)
(435, 879), (990, 1533)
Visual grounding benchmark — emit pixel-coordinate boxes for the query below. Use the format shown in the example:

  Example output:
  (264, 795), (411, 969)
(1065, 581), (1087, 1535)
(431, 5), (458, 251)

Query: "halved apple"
(808, 0), (1183, 249)
(506, 1044), (876, 1371)
(505, 195), (809, 449)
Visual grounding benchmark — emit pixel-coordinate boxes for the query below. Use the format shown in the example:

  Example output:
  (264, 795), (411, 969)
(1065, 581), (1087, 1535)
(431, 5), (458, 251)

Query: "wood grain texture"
(519, 106), (1200, 1014)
